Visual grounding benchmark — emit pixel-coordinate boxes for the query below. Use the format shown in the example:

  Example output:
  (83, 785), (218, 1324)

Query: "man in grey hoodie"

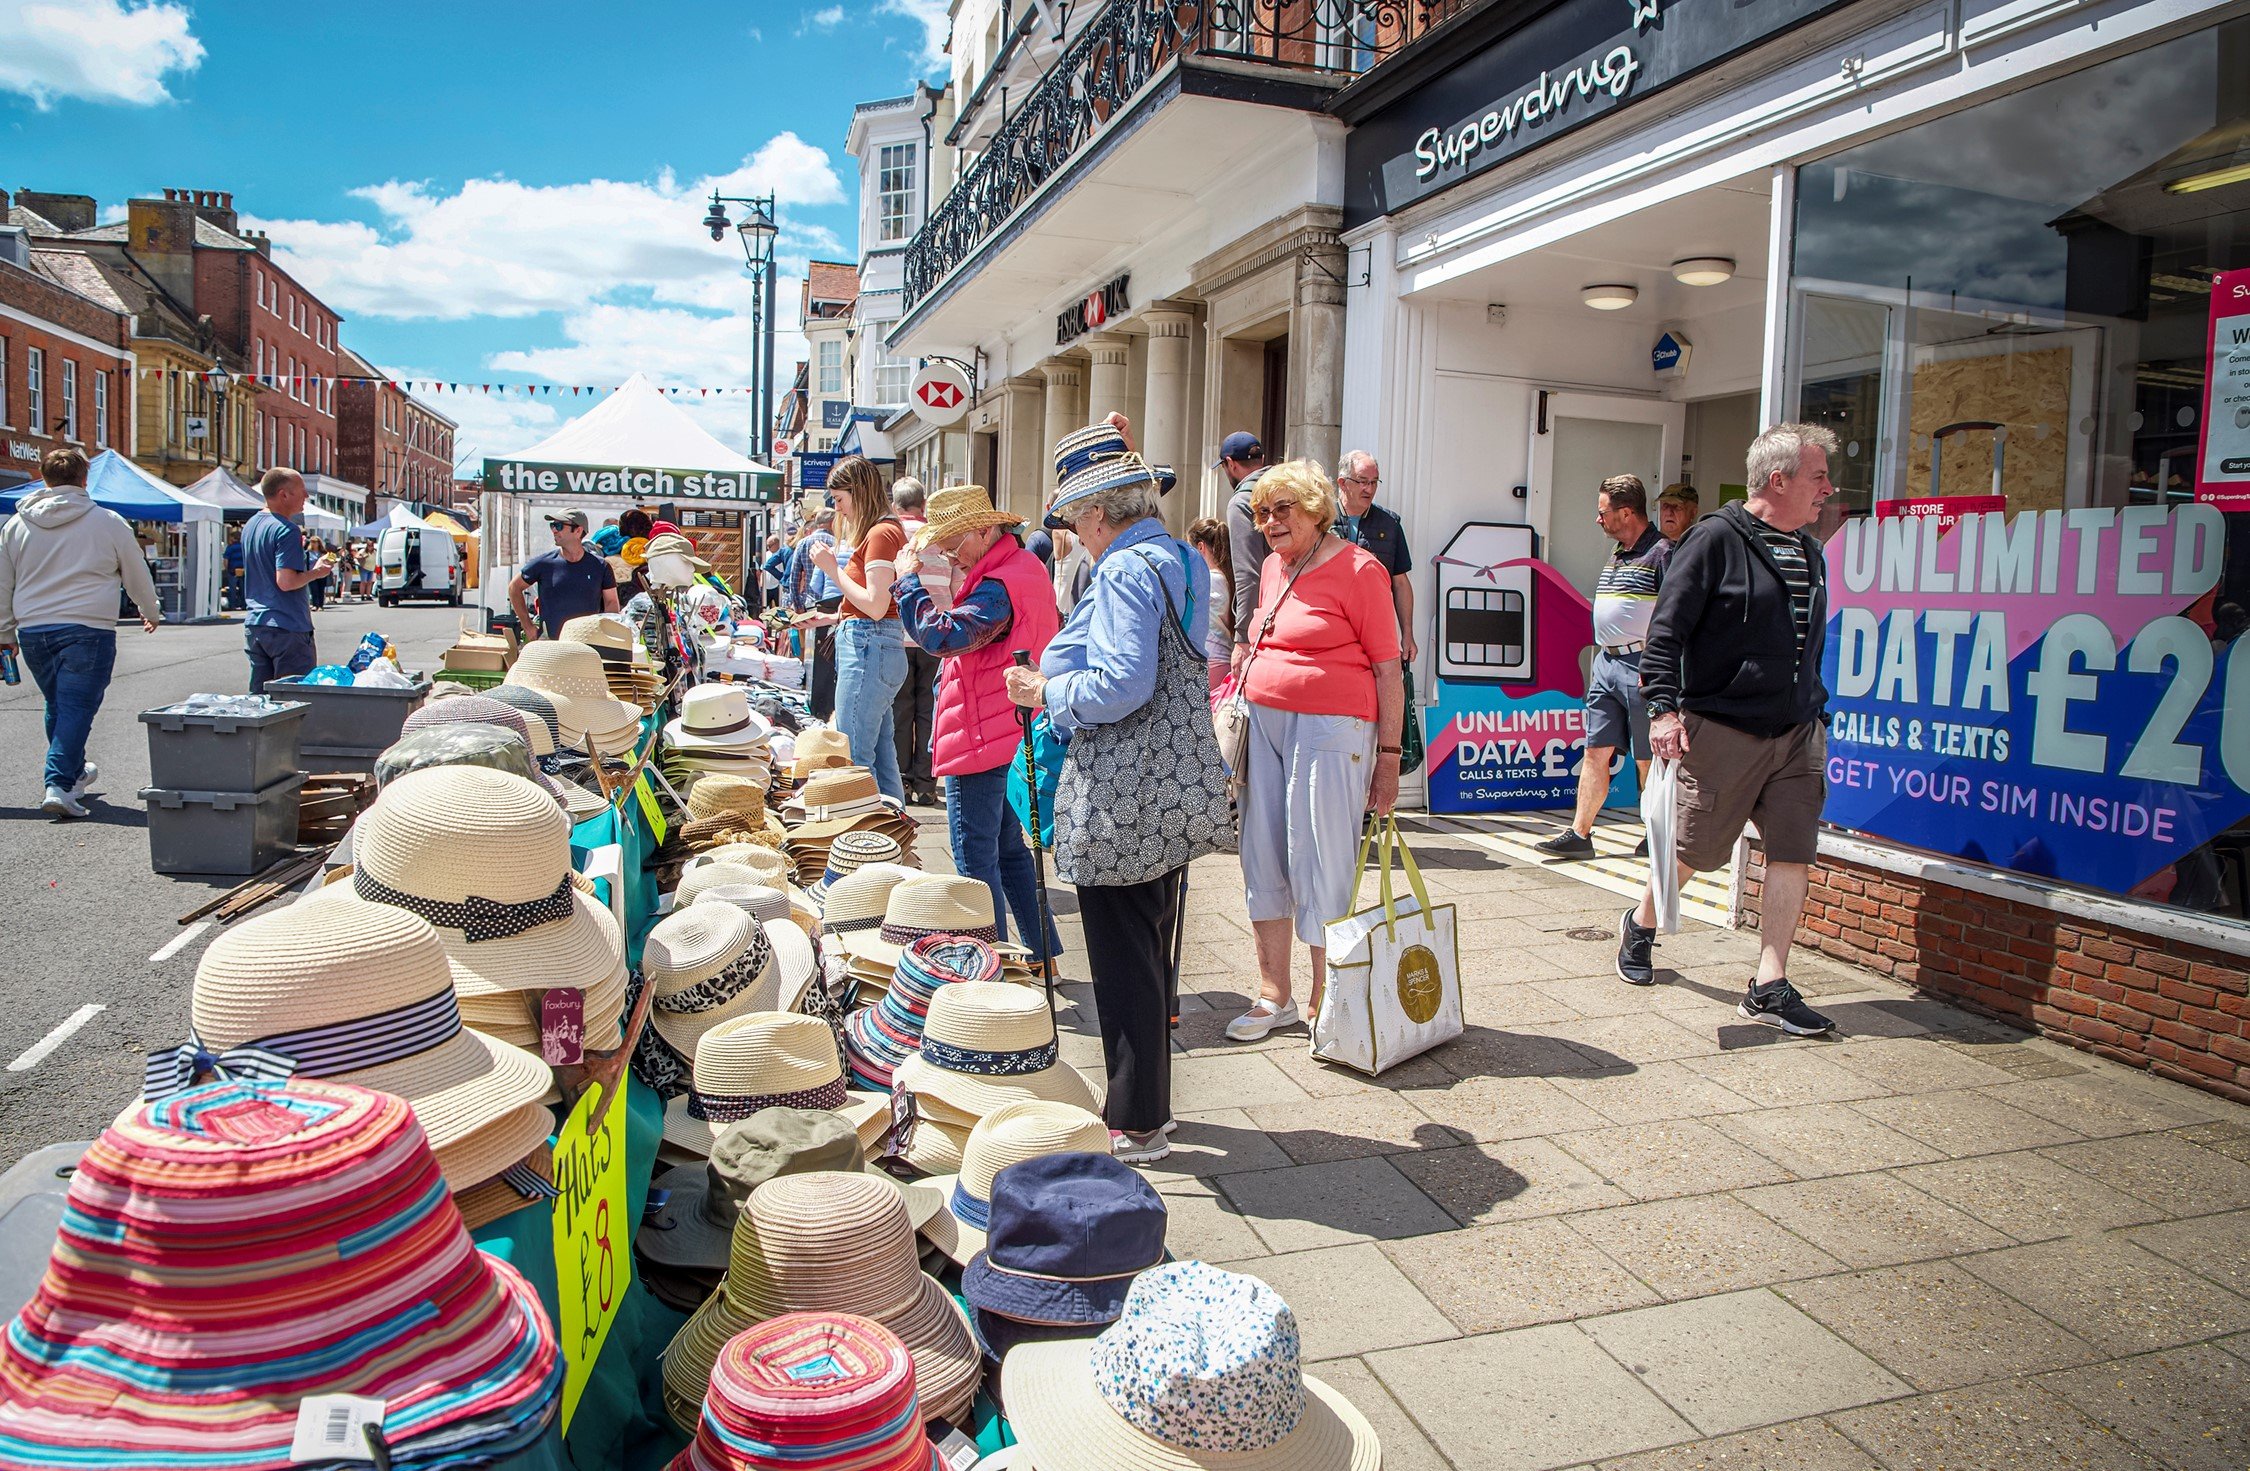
(0, 447), (162, 818)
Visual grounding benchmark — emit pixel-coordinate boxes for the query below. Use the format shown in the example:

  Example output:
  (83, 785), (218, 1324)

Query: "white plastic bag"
(352, 657), (411, 689)
(1641, 757), (1681, 934)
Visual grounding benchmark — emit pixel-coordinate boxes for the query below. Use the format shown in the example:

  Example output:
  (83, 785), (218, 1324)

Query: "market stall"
(0, 449), (222, 623)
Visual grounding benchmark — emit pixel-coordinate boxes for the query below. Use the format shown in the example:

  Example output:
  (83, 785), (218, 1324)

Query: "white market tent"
(489, 373), (778, 497)
(179, 466), (266, 517)
(351, 502), (428, 539)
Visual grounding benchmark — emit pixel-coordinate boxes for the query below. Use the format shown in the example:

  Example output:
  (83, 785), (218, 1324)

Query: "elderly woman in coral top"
(1226, 460), (1405, 1044)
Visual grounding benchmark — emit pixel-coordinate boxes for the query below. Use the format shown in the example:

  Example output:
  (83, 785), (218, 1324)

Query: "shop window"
(0, 338), (9, 428)
(873, 341), (912, 406)
(93, 371), (108, 449)
(60, 361), (77, 443)
(25, 348), (43, 434)
(1791, 16), (2250, 924)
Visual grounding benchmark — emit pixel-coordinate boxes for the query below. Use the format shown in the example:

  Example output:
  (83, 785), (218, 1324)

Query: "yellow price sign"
(551, 1080), (630, 1432)
(633, 771), (667, 846)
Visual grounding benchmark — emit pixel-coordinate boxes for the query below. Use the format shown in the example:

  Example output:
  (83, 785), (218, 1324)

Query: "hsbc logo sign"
(907, 359), (974, 427)
(1056, 273), (1131, 346)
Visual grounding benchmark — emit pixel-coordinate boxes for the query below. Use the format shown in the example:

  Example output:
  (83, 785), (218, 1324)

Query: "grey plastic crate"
(299, 743), (387, 775)
(0, 1143), (87, 1322)
(139, 700), (308, 793)
(265, 673), (432, 754)
(138, 772), (308, 875)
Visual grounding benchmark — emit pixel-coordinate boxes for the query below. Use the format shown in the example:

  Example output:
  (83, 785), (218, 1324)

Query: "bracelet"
(1377, 744), (1402, 754)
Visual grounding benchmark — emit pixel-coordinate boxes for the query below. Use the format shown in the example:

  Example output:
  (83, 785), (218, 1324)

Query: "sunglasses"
(1249, 500), (1301, 523)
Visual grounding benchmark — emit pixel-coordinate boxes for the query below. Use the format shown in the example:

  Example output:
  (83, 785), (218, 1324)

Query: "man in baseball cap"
(1215, 431), (1270, 673)
(510, 508), (617, 638)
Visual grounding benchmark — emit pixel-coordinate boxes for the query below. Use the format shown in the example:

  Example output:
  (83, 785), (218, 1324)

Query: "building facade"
(400, 396), (456, 504)
(845, 89), (942, 486)
(1334, 0), (2250, 1099)
(798, 260), (859, 471)
(0, 222), (132, 482)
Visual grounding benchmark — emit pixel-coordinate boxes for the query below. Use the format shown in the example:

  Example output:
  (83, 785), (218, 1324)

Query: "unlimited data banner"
(1820, 503), (2240, 898)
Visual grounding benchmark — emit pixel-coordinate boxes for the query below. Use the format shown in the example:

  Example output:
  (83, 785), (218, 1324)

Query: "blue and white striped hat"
(1046, 422), (1177, 530)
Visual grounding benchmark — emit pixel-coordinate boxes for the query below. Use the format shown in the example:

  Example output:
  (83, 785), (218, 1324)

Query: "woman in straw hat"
(1004, 418), (1232, 1167)
(806, 456), (912, 802)
(894, 484), (1063, 971)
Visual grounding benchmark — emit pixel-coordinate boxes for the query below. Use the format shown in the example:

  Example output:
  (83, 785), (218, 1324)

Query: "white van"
(375, 525), (463, 607)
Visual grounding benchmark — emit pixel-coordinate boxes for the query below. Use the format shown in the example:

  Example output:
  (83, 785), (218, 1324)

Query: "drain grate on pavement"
(1564, 927), (1615, 942)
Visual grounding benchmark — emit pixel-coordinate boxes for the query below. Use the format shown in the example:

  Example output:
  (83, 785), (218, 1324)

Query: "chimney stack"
(12, 191), (97, 233)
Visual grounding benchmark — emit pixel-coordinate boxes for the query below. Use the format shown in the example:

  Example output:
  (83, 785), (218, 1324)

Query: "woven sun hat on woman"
(348, 766), (627, 1041)
(1004, 1261), (1379, 1471)
(893, 982), (1098, 1167)
(663, 1012), (889, 1163)
(505, 640), (642, 752)
(963, 1153), (1168, 1366)
(153, 896), (554, 1201)
(909, 484), (1023, 552)
(838, 872), (1009, 969)
(916, 1099), (1111, 1266)
(691, 884), (820, 1012)
(667, 1313), (937, 1471)
(1048, 421), (1178, 523)
(813, 828), (906, 901)
(662, 1170), (981, 1434)
(787, 726), (854, 782)
(640, 1108), (942, 1274)
(0, 1079), (561, 1470)
(644, 903), (782, 1059)
(843, 934), (1005, 1093)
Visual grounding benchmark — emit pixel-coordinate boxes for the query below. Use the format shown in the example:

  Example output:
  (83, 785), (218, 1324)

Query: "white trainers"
(68, 761), (97, 796)
(1224, 999), (1301, 1043)
(41, 785), (88, 819)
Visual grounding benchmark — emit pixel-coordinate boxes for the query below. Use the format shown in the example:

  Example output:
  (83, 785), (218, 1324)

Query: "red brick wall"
(1, 262), (132, 459)
(1744, 845), (2250, 1105)
(205, 251), (339, 476)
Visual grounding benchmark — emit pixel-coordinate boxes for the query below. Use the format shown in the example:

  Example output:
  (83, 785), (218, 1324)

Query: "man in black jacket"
(1616, 424), (1840, 1037)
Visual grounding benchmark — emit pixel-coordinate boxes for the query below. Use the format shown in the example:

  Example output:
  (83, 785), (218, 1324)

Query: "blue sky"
(0, 0), (947, 467)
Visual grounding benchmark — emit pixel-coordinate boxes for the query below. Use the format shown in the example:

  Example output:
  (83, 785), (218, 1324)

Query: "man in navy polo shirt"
(509, 509), (619, 638)
(242, 468), (334, 694)
(1336, 450), (1417, 664)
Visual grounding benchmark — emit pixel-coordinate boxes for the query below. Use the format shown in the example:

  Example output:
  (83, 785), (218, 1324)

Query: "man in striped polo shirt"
(1537, 474), (1670, 860)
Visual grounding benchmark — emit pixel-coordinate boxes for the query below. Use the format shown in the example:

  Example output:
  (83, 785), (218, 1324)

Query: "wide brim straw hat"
(644, 903), (780, 1058)
(404, 691), (557, 757)
(1002, 1341), (1378, 1471)
(559, 612), (652, 667)
(666, 1313), (936, 1471)
(180, 893), (555, 1194)
(690, 891), (821, 1013)
(454, 951), (629, 1052)
(840, 873), (1006, 967)
(894, 981), (1097, 1121)
(0, 1080), (562, 1467)
(689, 844), (792, 885)
(669, 685), (776, 752)
(784, 770), (900, 841)
(816, 862), (919, 945)
(788, 727), (854, 780)
(663, 1013), (889, 1158)
(909, 485), (1023, 551)
(505, 640), (644, 746)
(662, 1172), (981, 1433)
(916, 1100), (1111, 1265)
(688, 773), (777, 823)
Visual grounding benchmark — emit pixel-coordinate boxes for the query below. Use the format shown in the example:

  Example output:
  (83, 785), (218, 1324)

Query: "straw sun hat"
(908, 484), (1022, 551)
(667, 1313), (933, 1471)
(668, 684), (776, 751)
(788, 727), (854, 781)
(505, 640), (641, 748)
(155, 894), (553, 1196)
(783, 768), (900, 841)
(839, 873), (1010, 968)
(916, 1099), (1111, 1265)
(663, 1013), (889, 1159)
(895, 981), (1096, 1119)
(662, 1171), (981, 1434)
(688, 844), (791, 884)
(1003, 1262), (1379, 1471)
(689, 885), (819, 1011)
(643, 903), (780, 1058)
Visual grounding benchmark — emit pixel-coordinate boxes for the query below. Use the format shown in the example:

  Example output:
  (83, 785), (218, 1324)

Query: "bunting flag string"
(133, 369), (759, 399)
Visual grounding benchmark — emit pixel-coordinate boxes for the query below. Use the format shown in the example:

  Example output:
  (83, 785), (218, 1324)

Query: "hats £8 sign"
(909, 361), (973, 428)
(552, 1079), (630, 1430)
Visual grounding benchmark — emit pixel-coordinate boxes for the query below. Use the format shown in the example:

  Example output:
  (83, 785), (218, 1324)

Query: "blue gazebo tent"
(0, 449), (219, 522)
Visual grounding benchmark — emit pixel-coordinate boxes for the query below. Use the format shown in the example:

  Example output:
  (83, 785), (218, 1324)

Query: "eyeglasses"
(1340, 476), (1380, 487)
(1249, 501), (1300, 523)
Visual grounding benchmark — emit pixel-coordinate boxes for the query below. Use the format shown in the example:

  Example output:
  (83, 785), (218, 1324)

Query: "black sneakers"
(1615, 908), (1655, 985)
(1536, 829), (1597, 859)
(1740, 978), (1835, 1035)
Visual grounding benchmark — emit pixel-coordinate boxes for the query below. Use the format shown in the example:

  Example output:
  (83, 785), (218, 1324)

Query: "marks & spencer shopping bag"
(1312, 816), (1462, 1075)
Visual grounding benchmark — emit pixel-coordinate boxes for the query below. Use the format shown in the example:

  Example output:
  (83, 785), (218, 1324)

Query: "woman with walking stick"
(1005, 419), (1232, 1166)
(892, 486), (1062, 970)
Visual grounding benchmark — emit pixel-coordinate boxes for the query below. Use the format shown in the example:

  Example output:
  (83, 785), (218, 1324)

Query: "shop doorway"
(1682, 391), (1759, 510)
(1528, 392), (1682, 594)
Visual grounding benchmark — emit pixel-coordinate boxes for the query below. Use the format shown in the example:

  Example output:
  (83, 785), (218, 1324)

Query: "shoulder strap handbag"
(1213, 540), (1323, 787)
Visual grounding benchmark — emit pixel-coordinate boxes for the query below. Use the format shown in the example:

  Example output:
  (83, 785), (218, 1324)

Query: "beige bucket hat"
(173, 892), (554, 1195)
(893, 981), (1098, 1122)
(663, 1013), (888, 1159)
(838, 873), (1007, 967)
(643, 903), (778, 1057)
(643, 530), (711, 572)
(504, 640), (643, 747)
(690, 884), (820, 1012)
(787, 727), (854, 781)
(661, 1171), (982, 1434)
(915, 1099), (1111, 1265)
(349, 766), (624, 1001)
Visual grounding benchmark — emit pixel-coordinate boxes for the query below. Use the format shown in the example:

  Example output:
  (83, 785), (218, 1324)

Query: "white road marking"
(150, 921), (211, 964)
(6, 1004), (106, 1073)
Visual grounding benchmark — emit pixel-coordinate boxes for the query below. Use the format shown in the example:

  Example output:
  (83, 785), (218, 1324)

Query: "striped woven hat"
(0, 1080), (560, 1469)
(662, 1173), (981, 1435)
(843, 936), (1003, 1091)
(815, 830), (906, 900)
(404, 692), (556, 757)
(664, 1013), (889, 1159)
(1046, 421), (1176, 530)
(669, 1314), (938, 1471)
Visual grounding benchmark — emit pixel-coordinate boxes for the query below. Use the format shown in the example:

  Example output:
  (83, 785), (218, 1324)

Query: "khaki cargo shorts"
(1675, 714), (1825, 871)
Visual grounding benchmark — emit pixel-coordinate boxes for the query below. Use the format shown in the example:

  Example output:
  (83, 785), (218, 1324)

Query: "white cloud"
(877, 0), (950, 71)
(0, 0), (203, 108)
(801, 5), (845, 31)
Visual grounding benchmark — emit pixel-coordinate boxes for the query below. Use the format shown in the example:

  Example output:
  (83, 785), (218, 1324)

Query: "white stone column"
(1290, 235), (1348, 476)
(1141, 306), (1196, 531)
(1083, 333), (1132, 426)
(998, 375), (1047, 522)
(1039, 358), (1085, 492)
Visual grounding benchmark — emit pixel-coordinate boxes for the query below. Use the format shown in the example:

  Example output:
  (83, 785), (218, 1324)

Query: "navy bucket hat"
(962, 1152), (1167, 1357)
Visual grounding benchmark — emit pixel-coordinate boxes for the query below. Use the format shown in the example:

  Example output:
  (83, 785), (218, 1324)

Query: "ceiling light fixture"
(1581, 284), (1639, 310)
(2163, 161), (2250, 195)
(1671, 256), (1736, 286)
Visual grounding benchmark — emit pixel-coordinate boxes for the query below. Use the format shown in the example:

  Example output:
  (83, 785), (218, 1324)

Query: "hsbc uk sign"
(1056, 273), (1131, 347)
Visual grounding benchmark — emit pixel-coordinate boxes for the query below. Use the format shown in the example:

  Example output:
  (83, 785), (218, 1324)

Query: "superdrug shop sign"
(1057, 274), (1130, 347)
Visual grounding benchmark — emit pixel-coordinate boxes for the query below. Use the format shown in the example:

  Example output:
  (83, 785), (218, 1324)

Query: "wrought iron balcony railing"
(902, 0), (1459, 313)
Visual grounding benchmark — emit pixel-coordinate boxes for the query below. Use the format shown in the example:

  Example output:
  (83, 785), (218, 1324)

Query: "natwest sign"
(1056, 274), (1130, 347)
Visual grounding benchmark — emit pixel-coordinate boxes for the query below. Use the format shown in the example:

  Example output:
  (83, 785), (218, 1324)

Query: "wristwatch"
(1377, 744), (1402, 754)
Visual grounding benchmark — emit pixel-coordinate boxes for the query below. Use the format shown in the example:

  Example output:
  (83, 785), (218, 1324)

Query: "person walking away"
(222, 532), (245, 611)
(1005, 423), (1209, 1164)
(1617, 424), (1839, 1037)
(889, 478), (943, 806)
(1226, 461), (1405, 1042)
(1537, 474), (1670, 860)
(1335, 451), (1418, 664)
(790, 510), (845, 719)
(0, 447), (162, 818)
(508, 509), (618, 639)
(896, 486), (1063, 963)
(1187, 517), (1235, 695)
(305, 536), (328, 610)
(1657, 482), (1700, 543)
(811, 458), (911, 800)
(1216, 431), (1270, 674)
(242, 468), (334, 696)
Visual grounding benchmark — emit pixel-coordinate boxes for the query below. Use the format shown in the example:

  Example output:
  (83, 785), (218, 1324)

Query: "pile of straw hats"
(686, 884), (818, 1007)
(665, 685), (776, 784)
(843, 934), (1004, 1094)
(891, 982), (1099, 1175)
(662, 1171), (981, 1433)
(780, 769), (915, 887)
(0, 1080), (561, 1468)
(915, 1099), (1111, 1265)
(667, 1314), (934, 1471)
(675, 772), (787, 852)
(505, 641), (641, 756)
(816, 863), (920, 1004)
(559, 612), (664, 711)
(661, 1013), (889, 1166)
(342, 766), (627, 1052)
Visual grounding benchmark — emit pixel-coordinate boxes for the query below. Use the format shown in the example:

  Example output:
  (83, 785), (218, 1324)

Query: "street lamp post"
(209, 362), (233, 474)
(701, 191), (780, 469)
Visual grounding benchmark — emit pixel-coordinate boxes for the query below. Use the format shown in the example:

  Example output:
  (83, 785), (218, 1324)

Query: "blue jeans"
(948, 763), (1058, 961)
(833, 618), (909, 801)
(18, 624), (116, 792)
